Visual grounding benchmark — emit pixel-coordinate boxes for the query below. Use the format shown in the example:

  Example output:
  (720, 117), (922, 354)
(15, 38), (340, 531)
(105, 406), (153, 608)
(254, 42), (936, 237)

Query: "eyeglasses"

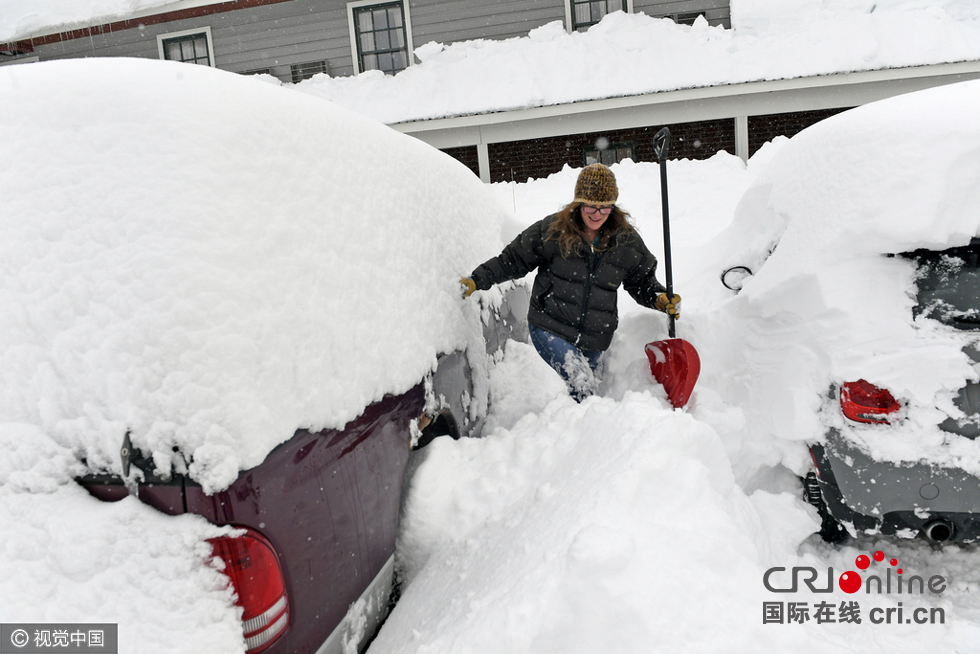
(581, 204), (613, 215)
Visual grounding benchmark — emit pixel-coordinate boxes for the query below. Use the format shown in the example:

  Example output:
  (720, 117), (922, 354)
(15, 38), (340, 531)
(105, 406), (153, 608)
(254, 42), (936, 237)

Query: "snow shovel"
(644, 127), (701, 409)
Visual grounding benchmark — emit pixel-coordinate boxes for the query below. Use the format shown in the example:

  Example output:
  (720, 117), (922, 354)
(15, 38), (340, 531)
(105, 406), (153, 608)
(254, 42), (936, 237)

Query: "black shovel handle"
(654, 127), (675, 338)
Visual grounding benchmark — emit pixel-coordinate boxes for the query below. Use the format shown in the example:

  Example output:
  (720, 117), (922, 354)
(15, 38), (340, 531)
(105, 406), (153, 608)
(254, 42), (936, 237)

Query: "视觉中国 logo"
(762, 550), (947, 626)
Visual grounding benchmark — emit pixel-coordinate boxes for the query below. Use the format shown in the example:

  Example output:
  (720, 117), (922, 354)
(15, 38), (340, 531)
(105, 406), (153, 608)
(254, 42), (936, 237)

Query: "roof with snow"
(3, 1), (980, 127)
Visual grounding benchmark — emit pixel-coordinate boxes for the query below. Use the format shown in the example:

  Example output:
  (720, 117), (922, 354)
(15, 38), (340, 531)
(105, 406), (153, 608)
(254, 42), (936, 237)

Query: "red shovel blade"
(645, 338), (701, 408)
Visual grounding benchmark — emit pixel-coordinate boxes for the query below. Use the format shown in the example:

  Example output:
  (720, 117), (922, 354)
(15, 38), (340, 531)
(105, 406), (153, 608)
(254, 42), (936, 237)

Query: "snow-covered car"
(1, 58), (527, 653)
(805, 239), (980, 545)
(713, 79), (980, 545)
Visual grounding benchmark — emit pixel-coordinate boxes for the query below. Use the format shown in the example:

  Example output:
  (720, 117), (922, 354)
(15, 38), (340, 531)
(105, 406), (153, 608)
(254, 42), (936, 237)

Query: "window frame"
(564, 0), (633, 33)
(346, 0), (415, 75)
(156, 26), (215, 67)
(581, 141), (637, 167)
(290, 60), (328, 83)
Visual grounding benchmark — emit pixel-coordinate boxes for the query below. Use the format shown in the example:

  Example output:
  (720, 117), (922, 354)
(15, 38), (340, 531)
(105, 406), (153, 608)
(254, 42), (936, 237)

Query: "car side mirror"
(721, 265), (753, 292)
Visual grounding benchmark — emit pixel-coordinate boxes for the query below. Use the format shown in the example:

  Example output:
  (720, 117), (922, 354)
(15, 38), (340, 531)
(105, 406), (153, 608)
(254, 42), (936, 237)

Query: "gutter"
(0, 0), (287, 48)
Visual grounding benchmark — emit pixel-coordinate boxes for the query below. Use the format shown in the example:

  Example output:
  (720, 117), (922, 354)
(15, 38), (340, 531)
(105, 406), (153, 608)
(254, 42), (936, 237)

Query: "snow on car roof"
(705, 78), (980, 472)
(0, 56), (515, 493)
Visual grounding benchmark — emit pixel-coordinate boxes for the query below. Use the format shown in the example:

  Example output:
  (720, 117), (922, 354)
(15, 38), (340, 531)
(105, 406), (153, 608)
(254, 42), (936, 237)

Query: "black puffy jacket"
(470, 214), (666, 352)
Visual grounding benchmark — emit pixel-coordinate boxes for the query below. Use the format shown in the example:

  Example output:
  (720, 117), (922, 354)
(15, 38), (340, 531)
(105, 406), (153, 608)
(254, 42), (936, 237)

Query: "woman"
(461, 163), (680, 401)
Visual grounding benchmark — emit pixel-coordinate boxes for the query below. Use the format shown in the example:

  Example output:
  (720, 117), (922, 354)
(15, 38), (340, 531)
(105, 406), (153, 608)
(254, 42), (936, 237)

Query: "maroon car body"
(78, 286), (529, 654)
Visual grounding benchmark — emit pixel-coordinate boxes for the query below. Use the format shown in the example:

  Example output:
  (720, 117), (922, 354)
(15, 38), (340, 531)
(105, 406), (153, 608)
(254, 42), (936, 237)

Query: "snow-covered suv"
(1, 57), (528, 654)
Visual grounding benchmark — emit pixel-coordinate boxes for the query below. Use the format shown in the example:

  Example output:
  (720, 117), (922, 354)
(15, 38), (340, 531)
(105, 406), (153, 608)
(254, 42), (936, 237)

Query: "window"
(673, 11), (705, 26)
(583, 140), (635, 166)
(568, 0), (628, 32)
(347, 0), (414, 75)
(290, 61), (327, 83)
(157, 28), (214, 67)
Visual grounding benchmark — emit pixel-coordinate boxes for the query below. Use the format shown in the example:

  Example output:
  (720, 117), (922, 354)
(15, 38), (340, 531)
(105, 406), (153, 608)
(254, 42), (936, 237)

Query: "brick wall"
(438, 108), (856, 182)
(442, 145), (481, 177)
(485, 119), (736, 183)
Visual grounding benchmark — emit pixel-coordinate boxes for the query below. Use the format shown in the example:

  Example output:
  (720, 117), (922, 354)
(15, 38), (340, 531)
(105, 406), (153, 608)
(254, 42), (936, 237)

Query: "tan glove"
(460, 277), (476, 298)
(655, 293), (681, 319)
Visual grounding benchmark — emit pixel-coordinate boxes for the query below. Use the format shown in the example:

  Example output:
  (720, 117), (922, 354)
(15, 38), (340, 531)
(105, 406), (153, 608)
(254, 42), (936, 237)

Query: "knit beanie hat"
(573, 163), (619, 206)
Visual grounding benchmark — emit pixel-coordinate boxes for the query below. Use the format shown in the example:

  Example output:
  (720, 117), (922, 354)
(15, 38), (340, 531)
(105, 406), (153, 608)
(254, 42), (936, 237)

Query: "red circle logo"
(838, 571), (862, 594)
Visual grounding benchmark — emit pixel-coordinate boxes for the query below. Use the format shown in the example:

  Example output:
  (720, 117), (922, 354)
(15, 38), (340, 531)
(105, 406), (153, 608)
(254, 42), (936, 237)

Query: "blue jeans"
(528, 324), (603, 402)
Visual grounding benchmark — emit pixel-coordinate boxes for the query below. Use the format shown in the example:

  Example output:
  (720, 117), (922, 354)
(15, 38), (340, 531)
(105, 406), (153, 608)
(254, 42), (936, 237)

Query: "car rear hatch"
(906, 237), (980, 438)
(75, 384), (424, 654)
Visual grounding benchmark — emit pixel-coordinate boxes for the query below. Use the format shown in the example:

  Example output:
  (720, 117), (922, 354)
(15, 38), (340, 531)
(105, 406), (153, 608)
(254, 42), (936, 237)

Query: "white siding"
(411, 0), (565, 45)
(21, 0), (730, 82)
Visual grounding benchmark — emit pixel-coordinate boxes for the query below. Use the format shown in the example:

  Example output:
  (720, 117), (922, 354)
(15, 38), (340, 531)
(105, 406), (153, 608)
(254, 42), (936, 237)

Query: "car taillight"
(209, 529), (289, 653)
(839, 380), (901, 424)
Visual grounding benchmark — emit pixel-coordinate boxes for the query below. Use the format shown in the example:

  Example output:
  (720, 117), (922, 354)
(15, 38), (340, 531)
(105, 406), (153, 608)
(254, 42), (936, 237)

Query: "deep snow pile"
(293, 0), (980, 125)
(0, 57), (514, 494)
(373, 81), (980, 653)
(375, 340), (980, 653)
(381, 375), (817, 653)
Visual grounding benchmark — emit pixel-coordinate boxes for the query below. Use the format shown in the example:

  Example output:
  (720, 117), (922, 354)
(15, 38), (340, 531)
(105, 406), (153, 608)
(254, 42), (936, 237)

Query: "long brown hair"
(546, 202), (636, 258)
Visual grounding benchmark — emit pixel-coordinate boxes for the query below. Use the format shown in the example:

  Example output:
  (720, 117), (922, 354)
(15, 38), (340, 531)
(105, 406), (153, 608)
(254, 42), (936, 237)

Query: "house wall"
(411, 0), (564, 46)
(15, 0), (355, 80)
(8, 0), (730, 82)
(486, 118), (735, 182)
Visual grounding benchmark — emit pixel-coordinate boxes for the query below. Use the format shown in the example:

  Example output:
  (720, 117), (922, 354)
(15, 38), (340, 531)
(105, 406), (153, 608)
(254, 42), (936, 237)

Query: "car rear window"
(908, 239), (980, 330)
